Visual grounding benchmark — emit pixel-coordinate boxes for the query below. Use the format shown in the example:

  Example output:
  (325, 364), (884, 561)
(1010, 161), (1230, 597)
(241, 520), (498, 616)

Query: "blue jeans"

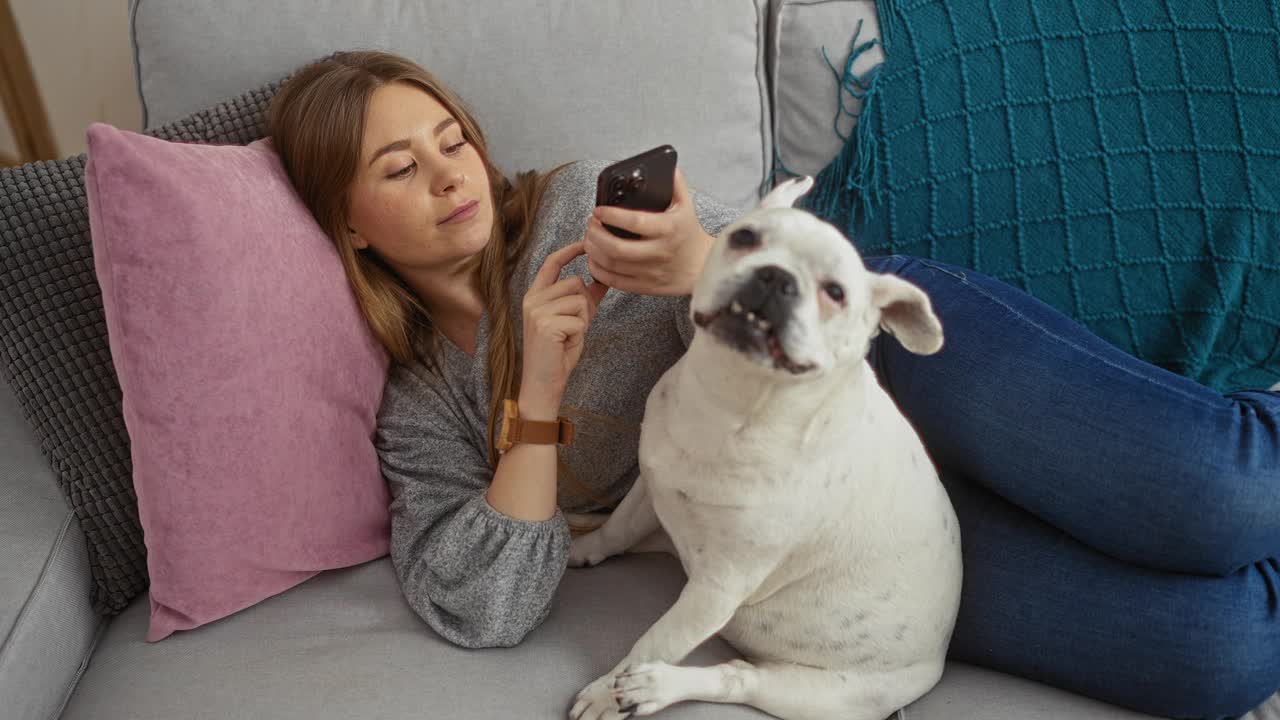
(863, 255), (1280, 720)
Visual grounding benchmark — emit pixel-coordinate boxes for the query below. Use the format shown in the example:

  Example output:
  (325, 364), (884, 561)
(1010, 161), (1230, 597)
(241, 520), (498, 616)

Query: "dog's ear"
(869, 274), (944, 355)
(759, 175), (815, 210)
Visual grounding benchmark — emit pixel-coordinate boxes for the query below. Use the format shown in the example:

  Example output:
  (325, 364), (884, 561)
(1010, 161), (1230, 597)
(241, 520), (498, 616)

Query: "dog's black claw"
(619, 704), (638, 714)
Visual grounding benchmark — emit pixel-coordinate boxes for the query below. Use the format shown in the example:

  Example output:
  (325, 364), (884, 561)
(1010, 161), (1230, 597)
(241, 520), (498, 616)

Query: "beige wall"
(5, 0), (140, 159)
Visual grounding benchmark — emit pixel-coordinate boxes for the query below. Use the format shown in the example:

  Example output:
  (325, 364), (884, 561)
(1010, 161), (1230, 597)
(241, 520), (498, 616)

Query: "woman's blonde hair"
(268, 50), (562, 468)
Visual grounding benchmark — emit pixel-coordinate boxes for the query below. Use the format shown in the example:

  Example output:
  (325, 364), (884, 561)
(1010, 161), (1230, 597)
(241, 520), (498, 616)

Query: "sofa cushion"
(769, 0), (883, 177)
(83, 125), (392, 642)
(129, 0), (771, 210)
(800, 0), (1280, 393)
(0, 81), (280, 617)
(0, 378), (101, 720)
(0, 154), (148, 616)
(57, 552), (1221, 719)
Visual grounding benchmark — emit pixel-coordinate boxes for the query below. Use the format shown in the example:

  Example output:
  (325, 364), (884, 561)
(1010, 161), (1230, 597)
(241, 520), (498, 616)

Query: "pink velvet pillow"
(83, 123), (392, 641)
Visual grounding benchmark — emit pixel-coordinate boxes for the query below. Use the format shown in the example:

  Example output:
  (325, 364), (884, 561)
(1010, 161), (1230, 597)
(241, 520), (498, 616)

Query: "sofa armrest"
(0, 377), (103, 720)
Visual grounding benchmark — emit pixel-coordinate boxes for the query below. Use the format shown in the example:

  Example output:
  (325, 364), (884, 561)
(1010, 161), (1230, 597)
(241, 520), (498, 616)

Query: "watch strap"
(500, 398), (575, 451)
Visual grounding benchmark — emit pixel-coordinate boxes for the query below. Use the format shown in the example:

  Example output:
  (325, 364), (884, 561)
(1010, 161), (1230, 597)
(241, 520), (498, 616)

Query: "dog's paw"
(569, 673), (632, 720)
(568, 531), (611, 568)
(611, 662), (683, 716)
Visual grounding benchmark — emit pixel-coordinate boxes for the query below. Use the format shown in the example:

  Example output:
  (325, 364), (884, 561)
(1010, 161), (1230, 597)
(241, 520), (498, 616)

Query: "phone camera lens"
(609, 176), (626, 195)
(628, 175), (646, 193)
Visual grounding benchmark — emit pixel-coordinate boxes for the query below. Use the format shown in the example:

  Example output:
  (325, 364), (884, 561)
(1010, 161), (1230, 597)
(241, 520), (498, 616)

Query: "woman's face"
(346, 81), (493, 272)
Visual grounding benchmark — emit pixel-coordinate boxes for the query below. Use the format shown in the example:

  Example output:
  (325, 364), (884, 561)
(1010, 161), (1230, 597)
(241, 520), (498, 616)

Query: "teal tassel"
(800, 17), (887, 242)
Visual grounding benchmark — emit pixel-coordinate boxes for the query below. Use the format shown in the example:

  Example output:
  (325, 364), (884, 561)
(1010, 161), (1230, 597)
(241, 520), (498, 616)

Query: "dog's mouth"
(693, 302), (815, 375)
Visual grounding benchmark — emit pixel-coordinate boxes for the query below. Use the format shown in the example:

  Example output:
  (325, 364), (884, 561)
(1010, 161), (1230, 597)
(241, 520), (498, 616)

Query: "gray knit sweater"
(374, 160), (742, 648)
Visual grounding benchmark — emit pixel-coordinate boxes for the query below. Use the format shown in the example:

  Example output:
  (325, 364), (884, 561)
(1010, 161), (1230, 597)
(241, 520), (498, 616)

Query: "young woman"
(267, 50), (1279, 718)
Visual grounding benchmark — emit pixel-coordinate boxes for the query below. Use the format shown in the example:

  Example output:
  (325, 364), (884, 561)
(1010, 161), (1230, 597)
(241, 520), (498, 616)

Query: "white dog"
(567, 176), (963, 720)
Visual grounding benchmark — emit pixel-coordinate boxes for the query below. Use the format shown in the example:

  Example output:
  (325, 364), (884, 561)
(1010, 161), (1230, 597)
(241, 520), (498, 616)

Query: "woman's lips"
(439, 200), (479, 225)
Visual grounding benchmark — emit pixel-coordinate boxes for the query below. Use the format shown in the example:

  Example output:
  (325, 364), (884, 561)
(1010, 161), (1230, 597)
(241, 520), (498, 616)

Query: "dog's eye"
(823, 282), (846, 303)
(728, 228), (760, 250)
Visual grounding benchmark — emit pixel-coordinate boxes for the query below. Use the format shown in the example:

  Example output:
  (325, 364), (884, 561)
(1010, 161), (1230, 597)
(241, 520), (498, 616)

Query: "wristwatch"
(495, 398), (575, 454)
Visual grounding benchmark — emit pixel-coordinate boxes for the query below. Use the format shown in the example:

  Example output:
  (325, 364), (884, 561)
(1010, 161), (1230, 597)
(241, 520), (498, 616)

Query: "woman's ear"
(348, 228), (368, 250)
(869, 273), (945, 355)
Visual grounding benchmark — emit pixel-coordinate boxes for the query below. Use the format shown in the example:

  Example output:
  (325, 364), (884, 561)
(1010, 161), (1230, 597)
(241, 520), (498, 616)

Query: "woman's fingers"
(533, 293), (590, 324)
(528, 274), (608, 320)
(590, 169), (687, 240)
(584, 217), (665, 294)
(585, 167), (711, 297)
(591, 203), (674, 240)
(533, 275), (588, 302)
(530, 308), (588, 344)
(584, 215), (665, 266)
(586, 255), (638, 292)
(530, 240), (588, 292)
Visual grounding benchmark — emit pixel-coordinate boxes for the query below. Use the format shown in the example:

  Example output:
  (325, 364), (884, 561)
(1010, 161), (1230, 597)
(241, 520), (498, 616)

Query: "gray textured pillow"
(0, 79), (281, 616)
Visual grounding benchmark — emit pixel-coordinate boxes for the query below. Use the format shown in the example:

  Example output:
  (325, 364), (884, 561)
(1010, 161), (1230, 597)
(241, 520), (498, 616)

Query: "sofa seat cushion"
(59, 553), (1209, 719)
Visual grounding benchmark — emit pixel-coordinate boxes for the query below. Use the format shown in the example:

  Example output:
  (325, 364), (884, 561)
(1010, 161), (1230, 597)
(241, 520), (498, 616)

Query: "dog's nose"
(732, 264), (800, 322)
(753, 265), (798, 297)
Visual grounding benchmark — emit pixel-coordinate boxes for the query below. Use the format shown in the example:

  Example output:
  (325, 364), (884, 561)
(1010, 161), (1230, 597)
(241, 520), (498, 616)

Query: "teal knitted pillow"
(803, 0), (1280, 393)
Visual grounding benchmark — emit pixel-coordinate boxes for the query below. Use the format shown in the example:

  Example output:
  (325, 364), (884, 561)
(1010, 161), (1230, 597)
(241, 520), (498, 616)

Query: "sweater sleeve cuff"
(471, 493), (571, 539)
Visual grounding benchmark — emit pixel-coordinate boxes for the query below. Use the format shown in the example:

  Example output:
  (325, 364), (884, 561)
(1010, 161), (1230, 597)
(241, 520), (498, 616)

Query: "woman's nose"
(433, 164), (465, 196)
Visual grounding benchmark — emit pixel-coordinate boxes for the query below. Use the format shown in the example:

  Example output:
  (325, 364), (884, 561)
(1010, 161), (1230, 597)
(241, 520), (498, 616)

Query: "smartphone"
(594, 144), (678, 239)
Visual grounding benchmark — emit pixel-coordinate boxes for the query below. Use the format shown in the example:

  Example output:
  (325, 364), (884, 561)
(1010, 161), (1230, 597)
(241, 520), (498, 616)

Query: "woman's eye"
(444, 140), (468, 155)
(823, 282), (845, 303)
(388, 162), (415, 180)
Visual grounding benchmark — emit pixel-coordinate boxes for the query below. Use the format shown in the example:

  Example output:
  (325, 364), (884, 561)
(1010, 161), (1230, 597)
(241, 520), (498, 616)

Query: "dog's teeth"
(746, 311), (756, 322)
(731, 301), (743, 314)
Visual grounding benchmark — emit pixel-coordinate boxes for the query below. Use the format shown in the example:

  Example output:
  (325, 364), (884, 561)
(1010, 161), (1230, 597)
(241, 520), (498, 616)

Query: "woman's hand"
(519, 241), (609, 419)
(584, 168), (716, 297)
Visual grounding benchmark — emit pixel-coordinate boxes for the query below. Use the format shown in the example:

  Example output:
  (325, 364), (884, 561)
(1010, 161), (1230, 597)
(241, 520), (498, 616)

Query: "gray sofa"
(2, 2), (1276, 719)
